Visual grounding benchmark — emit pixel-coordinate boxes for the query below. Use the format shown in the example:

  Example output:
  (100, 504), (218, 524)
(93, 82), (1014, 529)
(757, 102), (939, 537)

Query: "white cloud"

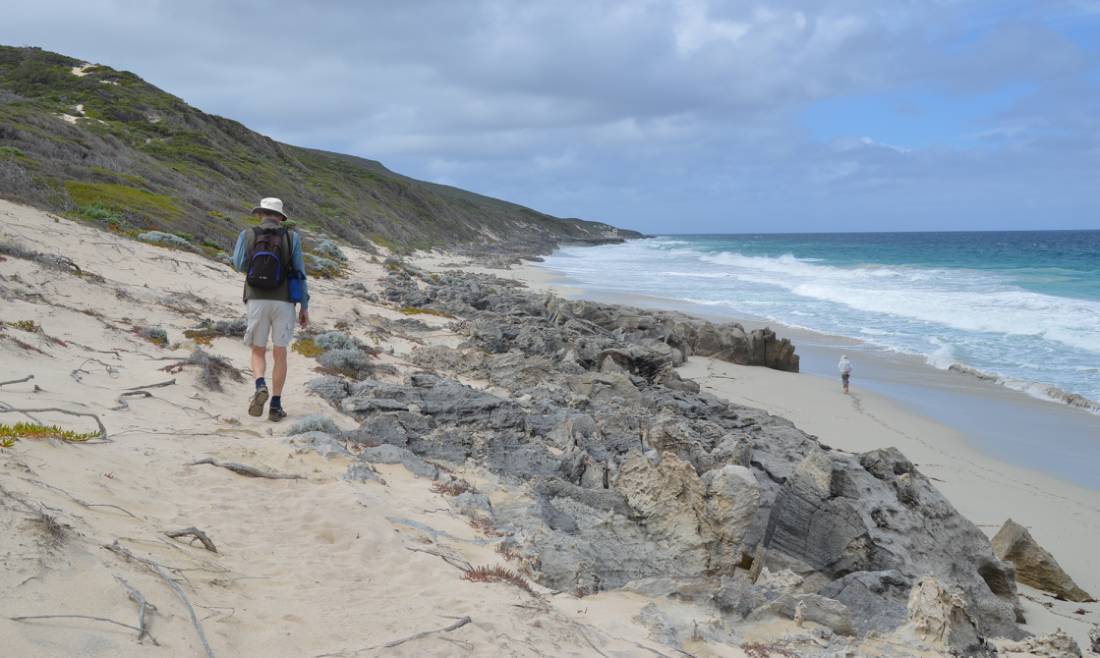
(0, 0), (1097, 231)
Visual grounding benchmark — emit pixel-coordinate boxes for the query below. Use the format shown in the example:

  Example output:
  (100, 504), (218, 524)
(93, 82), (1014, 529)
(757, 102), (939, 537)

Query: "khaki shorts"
(244, 300), (295, 348)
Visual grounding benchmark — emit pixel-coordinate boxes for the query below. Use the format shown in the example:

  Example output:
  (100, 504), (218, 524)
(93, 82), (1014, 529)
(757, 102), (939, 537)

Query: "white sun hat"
(251, 197), (287, 218)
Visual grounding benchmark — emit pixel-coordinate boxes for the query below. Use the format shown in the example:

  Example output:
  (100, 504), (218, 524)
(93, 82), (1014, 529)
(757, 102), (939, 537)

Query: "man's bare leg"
(272, 346), (288, 396)
(251, 345), (267, 380)
(248, 345), (270, 416)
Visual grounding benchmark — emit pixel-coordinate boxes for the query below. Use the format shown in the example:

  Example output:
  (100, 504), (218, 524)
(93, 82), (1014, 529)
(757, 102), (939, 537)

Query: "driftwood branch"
(404, 545), (473, 572)
(105, 541), (215, 658)
(166, 527), (218, 553)
(316, 616), (473, 657)
(114, 576), (158, 645)
(124, 379), (176, 391)
(22, 477), (137, 518)
(112, 390), (151, 411)
(0, 374), (34, 387)
(9, 614), (150, 638)
(0, 406), (109, 442)
(384, 616), (472, 648)
(189, 457), (303, 480)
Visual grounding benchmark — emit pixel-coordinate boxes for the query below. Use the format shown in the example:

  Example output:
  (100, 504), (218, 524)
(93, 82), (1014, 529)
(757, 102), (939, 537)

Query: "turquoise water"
(542, 231), (1100, 411)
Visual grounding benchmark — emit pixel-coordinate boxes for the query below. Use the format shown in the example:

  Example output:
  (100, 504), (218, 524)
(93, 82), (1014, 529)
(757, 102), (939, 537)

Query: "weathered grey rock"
(286, 414), (340, 436)
(614, 451), (711, 574)
(342, 413), (410, 447)
(905, 577), (996, 657)
(318, 347), (373, 379)
(701, 464), (760, 574)
(285, 431), (349, 459)
(635, 602), (736, 647)
(1089, 624), (1100, 653)
(305, 376), (351, 404)
(748, 593), (855, 635)
(818, 569), (911, 634)
(311, 266), (1031, 644)
(449, 492), (492, 518)
(992, 519), (1095, 603)
(357, 445), (438, 479)
(999, 629), (1082, 658)
(343, 462), (384, 484)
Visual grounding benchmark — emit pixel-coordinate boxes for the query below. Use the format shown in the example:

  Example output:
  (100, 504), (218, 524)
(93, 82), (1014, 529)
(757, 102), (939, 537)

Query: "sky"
(2, 0), (1099, 233)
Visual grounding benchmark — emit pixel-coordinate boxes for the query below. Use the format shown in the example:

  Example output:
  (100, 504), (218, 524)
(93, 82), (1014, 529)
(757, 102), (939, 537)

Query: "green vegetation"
(0, 421), (99, 446)
(292, 337), (324, 358)
(65, 181), (180, 221)
(0, 45), (638, 253)
(399, 307), (454, 319)
(6, 320), (40, 332)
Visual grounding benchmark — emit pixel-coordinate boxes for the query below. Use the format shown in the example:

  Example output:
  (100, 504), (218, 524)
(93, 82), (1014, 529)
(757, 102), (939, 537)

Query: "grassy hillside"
(0, 46), (639, 255)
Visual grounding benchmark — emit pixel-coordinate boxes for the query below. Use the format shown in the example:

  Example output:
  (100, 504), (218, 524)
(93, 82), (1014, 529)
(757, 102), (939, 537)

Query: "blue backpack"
(246, 227), (288, 290)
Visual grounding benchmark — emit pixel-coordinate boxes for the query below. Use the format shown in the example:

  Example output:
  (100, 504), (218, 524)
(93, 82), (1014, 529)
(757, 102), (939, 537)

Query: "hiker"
(838, 354), (853, 394)
(232, 197), (309, 421)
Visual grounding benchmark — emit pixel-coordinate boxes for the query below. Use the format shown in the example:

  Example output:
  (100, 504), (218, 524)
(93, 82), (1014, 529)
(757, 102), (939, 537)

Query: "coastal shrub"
(0, 421), (99, 446)
(292, 337), (324, 357)
(314, 330), (364, 352)
(462, 565), (536, 596)
(286, 414), (340, 436)
(399, 306), (454, 319)
(317, 347), (372, 379)
(432, 479), (475, 496)
(304, 252), (344, 278)
(135, 325), (168, 346)
(160, 349), (243, 392)
(312, 239), (347, 262)
(185, 317), (246, 345)
(0, 240), (87, 276)
(137, 230), (198, 252)
(7, 319), (40, 332)
(64, 180), (181, 220)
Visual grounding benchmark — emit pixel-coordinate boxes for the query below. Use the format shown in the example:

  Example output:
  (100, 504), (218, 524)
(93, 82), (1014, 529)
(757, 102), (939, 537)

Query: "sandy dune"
(0, 200), (736, 657)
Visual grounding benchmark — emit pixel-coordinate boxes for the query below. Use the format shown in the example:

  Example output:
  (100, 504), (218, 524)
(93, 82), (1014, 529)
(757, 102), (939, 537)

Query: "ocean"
(541, 231), (1100, 413)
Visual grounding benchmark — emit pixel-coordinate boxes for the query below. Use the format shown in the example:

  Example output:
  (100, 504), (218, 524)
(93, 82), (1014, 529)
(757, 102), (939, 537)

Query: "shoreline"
(480, 257), (1100, 647)
(513, 260), (1100, 493)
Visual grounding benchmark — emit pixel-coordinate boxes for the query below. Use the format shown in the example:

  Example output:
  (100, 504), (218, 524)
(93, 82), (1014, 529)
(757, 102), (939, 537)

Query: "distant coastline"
(535, 232), (1100, 417)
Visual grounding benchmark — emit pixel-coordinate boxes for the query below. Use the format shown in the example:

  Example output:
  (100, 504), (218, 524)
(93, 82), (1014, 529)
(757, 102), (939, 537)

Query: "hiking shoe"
(248, 385), (269, 417)
(268, 406), (287, 422)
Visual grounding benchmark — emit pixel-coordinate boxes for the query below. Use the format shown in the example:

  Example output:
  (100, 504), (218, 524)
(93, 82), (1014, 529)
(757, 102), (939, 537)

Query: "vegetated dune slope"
(0, 45), (638, 256)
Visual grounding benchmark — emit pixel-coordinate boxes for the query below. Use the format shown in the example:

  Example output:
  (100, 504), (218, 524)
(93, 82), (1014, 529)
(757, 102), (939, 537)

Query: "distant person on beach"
(838, 354), (853, 394)
(232, 197), (310, 421)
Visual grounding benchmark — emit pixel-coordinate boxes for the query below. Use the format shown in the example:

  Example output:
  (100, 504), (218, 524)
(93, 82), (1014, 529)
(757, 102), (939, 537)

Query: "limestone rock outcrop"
(992, 518), (1095, 602)
(307, 265), (1032, 650)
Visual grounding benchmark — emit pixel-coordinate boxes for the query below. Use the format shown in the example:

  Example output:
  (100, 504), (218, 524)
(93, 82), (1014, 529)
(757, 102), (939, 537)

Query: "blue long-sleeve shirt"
(232, 228), (310, 310)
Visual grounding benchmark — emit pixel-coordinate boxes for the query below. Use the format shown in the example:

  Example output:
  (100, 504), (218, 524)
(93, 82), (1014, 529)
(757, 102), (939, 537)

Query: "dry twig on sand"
(105, 540), (215, 658)
(316, 616), (473, 657)
(9, 614), (158, 644)
(21, 477), (137, 518)
(165, 527), (218, 553)
(124, 379), (176, 391)
(405, 545), (473, 572)
(112, 390), (151, 411)
(0, 374), (34, 388)
(189, 457), (303, 480)
(114, 576), (158, 645)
